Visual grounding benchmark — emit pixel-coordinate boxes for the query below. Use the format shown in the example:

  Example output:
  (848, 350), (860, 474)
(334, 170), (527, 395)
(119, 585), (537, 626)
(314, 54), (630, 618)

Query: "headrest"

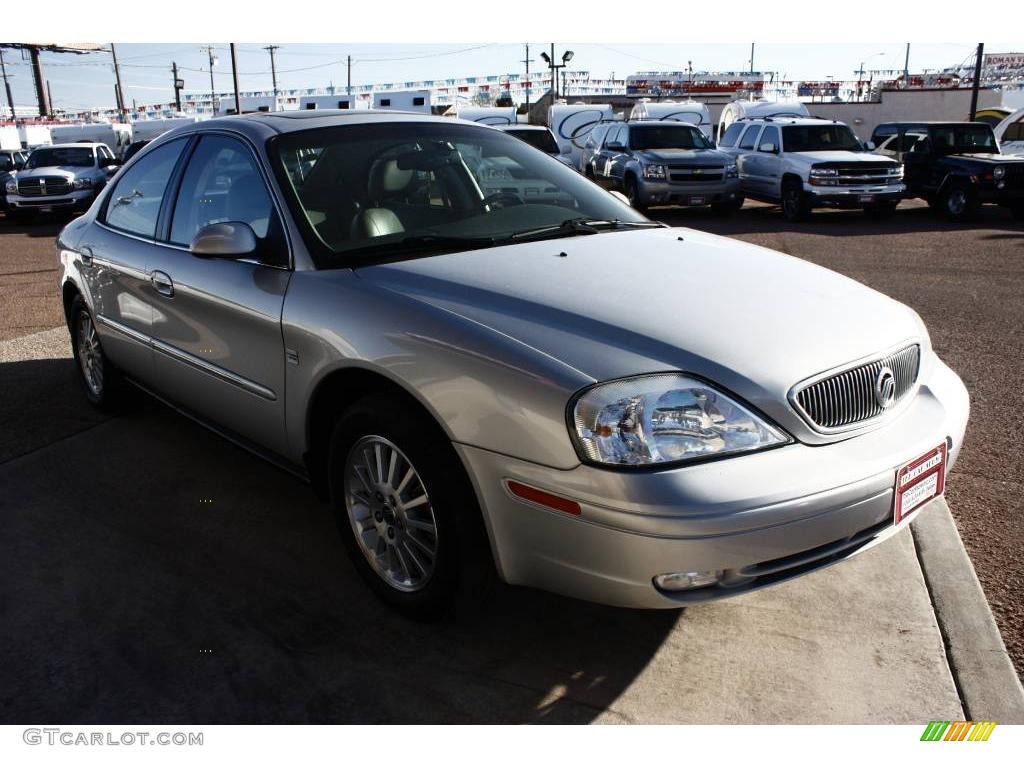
(369, 159), (414, 198)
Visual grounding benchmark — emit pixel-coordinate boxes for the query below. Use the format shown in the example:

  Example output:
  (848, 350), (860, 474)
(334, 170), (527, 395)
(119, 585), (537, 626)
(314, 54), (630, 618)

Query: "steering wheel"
(481, 191), (524, 209)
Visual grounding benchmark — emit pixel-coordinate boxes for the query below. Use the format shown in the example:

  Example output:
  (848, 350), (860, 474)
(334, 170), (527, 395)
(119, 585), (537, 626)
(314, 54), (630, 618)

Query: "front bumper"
(804, 182), (905, 209)
(637, 177), (741, 207)
(6, 188), (96, 212)
(458, 357), (969, 608)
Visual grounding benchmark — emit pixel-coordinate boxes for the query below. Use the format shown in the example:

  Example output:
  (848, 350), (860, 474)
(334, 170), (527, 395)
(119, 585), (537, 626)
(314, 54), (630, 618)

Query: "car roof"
(494, 124), (549, 131)
(743, 117), (849, 127)
(158, 109), (492, 144)
(34, 142), (103, 150)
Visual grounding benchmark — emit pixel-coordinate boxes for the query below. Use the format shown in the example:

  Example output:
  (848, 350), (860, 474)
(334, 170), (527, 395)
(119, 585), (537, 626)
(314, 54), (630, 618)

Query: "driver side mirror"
(759, 142), (778, 154)
(190, 221), (258, 259)
(99, 155), (119, 168)
(864, 141), (876, 151)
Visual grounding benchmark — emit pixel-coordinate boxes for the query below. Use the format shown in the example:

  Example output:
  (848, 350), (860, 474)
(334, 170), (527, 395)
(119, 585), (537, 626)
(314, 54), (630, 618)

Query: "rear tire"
(327, 393), (496, 620)
(68, 294), (127, 411)
(938, 183), (977, 222)
(712, 197), (744, 215)
(781, 180), (810, 222)
(865, 201), (898, 219)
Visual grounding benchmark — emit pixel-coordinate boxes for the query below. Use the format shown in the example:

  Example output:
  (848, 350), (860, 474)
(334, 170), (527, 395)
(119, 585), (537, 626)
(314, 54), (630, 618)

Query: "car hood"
(946, 152), (1024, 163)
(356, 227), (928, 438)
(794, 151), (897, 165)
(636, 148), (730, 165)
(16, 166), (86, 179)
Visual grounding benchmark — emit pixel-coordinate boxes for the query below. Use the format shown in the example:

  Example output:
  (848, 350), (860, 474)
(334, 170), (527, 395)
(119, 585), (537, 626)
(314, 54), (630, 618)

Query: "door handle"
(80, 246), (94, 267)
(150, 270), (174, 297)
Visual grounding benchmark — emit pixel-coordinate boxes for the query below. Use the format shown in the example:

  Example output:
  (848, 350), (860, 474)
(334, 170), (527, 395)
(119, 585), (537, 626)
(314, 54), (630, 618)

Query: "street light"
(856, 51), (885, 101)
(540, 46), (574, 99)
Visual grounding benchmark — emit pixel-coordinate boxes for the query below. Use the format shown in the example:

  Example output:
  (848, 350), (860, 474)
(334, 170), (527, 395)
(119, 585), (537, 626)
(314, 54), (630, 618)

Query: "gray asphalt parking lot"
(0, 199), (1021, 723)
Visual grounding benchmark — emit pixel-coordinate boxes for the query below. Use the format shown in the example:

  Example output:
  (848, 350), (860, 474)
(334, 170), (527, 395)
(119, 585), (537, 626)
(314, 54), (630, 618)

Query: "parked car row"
(2, 143), (120, 221)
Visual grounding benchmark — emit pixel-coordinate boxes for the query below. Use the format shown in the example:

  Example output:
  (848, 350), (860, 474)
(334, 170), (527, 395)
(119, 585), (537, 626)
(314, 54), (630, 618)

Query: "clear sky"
(0, 42), (1011, 112)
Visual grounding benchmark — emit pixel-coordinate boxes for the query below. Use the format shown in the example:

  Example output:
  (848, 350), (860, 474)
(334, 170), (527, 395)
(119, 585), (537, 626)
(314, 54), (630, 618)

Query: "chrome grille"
(792, 344), (920, 431)
(18, 176), (72, 197)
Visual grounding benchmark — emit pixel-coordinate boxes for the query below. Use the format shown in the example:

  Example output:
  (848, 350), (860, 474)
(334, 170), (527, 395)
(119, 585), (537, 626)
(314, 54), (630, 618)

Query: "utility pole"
(749, 43), (755, 74)
(347, 55), (352, 96)
(903, 43), (910, 87)
(0, 49), (14, 120)
(201, 45), (217, 115)
(521, 43), (533, 115)
(171, 61), (183, 112)
(230, 43), (241, 115)
(969, 43), (984, 121)
(550, 43), (556, 98)
(30, 48), (49, 117)
(110, 43), (126, 121)
(46, 80), (54, 116)
(264, 44), (279, 101)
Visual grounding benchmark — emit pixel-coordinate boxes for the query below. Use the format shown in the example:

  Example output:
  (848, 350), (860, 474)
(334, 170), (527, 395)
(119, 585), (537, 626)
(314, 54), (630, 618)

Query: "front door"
(146, 133), (291, 456)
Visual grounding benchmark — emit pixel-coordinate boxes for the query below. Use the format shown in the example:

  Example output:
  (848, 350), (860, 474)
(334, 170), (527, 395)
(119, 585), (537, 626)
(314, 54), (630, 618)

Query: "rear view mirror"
(190, 221), (258, 258)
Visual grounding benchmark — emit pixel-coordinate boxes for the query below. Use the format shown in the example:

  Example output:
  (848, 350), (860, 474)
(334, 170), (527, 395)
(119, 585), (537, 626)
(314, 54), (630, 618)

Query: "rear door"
(146, 132), (292, 455)
(745, 125), (780, 196)
(734, 124), (763, 192)
(80, 137), (190, 383)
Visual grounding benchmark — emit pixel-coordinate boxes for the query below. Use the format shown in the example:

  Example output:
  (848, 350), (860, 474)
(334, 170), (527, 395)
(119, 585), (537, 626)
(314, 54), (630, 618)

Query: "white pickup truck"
(718, 117), (905, 221)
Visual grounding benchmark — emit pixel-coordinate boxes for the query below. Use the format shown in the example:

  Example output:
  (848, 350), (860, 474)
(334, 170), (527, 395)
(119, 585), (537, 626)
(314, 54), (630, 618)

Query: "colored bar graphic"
(921, 720), (996, 741)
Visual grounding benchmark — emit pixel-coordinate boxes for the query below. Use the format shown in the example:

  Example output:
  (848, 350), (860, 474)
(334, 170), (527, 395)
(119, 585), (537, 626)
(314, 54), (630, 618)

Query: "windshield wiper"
(341, 233), (497, 263)
(507, 218), (666, 243)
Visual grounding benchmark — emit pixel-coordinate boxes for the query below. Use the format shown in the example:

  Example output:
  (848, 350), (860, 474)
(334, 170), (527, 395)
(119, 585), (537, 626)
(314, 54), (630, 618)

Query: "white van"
(0, 125), (20, 150)
(548, 103), (616, 168)
(454, 106), (519, 126)
(717, 100), (810, 143)
(18, 124), (53, 150)
(628, 99), (713, 139)
(995, 107), (1024, 156)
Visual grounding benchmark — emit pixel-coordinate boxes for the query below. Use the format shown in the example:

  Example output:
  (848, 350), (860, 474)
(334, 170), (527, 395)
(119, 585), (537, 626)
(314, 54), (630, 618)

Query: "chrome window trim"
(95, 313), (150, 345)
(787, 340), (923, 435)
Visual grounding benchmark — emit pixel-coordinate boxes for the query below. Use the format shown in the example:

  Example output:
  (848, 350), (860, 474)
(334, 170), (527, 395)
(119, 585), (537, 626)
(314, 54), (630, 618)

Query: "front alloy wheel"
(76, 310), (104, 399)
(68, 294), (125, 411)
(343, 435), (439, 592)
(941, 185), (976, 221)
(782, 183), (809, 222)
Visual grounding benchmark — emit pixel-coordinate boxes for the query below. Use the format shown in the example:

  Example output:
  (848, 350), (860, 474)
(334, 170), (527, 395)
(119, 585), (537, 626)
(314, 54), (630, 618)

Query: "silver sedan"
(56, 111), (969, 618)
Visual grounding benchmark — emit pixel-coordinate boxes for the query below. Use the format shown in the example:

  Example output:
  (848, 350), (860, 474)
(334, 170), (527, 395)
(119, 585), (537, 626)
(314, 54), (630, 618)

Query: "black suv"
(881, 122), (1024, 221)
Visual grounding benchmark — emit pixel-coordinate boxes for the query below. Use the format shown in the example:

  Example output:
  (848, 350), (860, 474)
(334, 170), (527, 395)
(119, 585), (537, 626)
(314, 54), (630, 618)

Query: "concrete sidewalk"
(0, 329), (1020, 724)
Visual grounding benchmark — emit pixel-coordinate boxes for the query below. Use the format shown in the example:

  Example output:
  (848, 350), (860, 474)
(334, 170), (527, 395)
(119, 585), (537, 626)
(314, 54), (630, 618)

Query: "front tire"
(938, 184), (976, 222)
(781, 180), (811, 222)
(68, 295), (126, 411)
(624, 175), (647, 213)
(327, 394), (495, 620)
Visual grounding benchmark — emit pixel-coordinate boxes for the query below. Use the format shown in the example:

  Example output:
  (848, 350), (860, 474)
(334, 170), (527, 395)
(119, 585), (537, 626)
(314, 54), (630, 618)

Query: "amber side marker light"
(506, 481), (582, 516)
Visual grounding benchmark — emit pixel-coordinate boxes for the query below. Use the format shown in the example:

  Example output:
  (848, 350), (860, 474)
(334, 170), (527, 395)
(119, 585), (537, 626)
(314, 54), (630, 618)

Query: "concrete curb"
(911, 499), (1024, 723)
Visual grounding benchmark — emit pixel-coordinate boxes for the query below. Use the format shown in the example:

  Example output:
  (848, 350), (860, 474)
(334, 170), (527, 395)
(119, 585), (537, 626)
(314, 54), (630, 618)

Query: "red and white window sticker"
(894, 442), (947, 525)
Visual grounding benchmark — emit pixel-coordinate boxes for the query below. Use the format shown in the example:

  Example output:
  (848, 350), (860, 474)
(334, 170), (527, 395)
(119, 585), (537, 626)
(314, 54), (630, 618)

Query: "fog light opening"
(654, 569), (723, 592)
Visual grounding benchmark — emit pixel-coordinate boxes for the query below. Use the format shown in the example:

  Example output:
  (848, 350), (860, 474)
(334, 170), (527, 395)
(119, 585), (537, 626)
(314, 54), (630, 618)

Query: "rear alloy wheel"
(328, 394), (495, 619)
(68, 295), (126, 411)
(781, 181), (810, 222)
(939, 184), (976, 222)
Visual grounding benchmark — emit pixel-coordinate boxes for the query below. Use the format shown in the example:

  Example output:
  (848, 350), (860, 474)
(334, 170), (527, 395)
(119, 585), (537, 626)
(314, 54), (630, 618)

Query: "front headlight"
(886, 166), (904, 180)
(725, 163), (738, 178)
(5, 180), (17, 194)
(642, 164), (666, 180)
(570, 373), (790, 467)
(72, 177), (94, 189)
(809, 167), (838, 186)
(993, 165), (1005, 180)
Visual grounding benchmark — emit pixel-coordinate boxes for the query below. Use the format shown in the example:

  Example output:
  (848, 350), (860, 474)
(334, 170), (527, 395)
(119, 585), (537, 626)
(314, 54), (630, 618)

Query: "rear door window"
(719, 123), (745, 147)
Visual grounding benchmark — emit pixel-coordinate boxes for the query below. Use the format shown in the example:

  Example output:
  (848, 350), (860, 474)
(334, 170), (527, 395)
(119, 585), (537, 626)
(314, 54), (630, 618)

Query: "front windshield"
(929, 125), (997, 153)
(27, 147), (95, 168)
(782, 125), (862, 152)
(271, 122), (645, 267)
(629, 125), (710, 150)
(503, 128), (560, 154)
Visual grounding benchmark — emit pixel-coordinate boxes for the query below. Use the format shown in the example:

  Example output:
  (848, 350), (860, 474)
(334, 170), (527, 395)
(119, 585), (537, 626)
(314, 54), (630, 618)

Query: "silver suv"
(718, 118), (904, 221)
(5, 142), (119, 220)
(584, 121), (742, 213)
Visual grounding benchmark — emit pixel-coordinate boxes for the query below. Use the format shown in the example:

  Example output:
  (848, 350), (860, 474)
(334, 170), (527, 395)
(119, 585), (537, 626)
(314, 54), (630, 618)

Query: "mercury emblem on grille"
(874, 366), (896, 408)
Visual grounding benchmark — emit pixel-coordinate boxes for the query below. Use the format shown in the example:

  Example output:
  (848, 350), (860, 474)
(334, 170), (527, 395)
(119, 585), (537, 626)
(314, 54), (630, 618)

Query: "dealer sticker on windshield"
(894, 443), (947, 525)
